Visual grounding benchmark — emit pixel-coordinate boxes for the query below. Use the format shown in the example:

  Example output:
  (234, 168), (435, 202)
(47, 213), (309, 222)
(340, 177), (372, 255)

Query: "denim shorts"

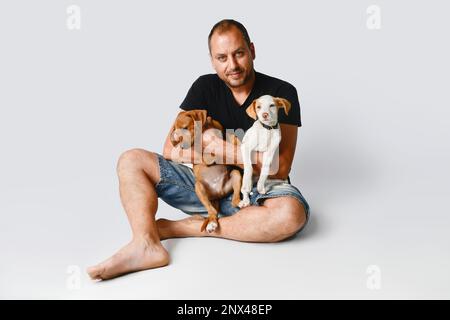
(155, 154), (310, 223)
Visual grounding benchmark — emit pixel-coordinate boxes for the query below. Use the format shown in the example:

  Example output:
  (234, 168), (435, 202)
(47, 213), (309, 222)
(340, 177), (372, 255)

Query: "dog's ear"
(170, 111), (191, 146)
(246, 100), (258, 120)
(274, 97), (291, 115)
(210, 119), (223, 131)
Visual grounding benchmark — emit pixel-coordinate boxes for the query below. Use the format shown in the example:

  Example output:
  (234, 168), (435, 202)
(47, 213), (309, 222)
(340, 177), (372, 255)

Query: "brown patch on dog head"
(273, 97), (291, 115)
(170, 109), (207, 147)
(246, 100), (258, 120)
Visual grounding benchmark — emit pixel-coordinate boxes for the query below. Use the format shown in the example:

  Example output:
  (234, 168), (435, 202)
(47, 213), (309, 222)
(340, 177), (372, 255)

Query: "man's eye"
(218, 56), (226, 62)
(236, 51), (244, 57)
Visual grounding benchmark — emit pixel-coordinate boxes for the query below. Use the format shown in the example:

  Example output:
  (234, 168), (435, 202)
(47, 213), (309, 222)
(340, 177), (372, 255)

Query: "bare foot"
(87, 238), (169, 281)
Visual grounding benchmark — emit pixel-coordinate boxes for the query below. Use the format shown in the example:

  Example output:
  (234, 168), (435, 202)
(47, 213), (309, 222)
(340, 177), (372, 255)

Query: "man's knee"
(117, 149), (159, 180)
(265, 197), (307, 242)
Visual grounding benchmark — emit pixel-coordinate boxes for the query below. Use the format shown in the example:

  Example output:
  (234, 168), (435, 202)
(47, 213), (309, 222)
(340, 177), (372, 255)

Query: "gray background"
(1, 0), (449, 299)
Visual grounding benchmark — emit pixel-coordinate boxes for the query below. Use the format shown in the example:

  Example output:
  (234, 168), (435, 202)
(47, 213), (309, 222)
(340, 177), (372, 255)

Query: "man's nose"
(229, 56), (237, 69)
(262, 112), (269, 119)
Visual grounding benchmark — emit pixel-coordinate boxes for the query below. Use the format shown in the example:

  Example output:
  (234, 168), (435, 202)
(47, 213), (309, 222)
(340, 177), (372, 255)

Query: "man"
(87, 19), (310, 280)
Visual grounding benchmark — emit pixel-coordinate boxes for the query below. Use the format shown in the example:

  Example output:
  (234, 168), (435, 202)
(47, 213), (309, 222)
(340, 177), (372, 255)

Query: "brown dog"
(170, 110), (242, 233)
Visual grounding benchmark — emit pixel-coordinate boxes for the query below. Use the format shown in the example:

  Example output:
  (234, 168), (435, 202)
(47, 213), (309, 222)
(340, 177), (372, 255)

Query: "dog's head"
(170, 110), (223, 149)
(246, 95), (291, 126)
(170, 110), (207, 149)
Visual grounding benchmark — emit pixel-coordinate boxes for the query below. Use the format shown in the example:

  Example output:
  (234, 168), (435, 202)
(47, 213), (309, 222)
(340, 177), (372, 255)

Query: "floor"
(1, 0), (449, 299)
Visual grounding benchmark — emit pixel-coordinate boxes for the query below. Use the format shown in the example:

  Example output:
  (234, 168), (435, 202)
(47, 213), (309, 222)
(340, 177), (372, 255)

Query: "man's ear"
(274, 97), (291, 115)
(246, 100), (258, 120)
(249, 42), (256, 60)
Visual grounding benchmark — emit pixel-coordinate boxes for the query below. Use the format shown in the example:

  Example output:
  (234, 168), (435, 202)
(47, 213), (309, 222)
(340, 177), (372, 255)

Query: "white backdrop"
(1, 0), (449, 299)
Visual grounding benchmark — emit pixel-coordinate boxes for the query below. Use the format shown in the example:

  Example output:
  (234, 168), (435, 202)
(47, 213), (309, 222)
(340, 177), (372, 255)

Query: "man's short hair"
(208, 19), (251, 54)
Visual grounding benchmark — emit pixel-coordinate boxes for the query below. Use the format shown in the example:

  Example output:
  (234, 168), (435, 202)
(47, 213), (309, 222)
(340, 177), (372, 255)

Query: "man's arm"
(210, 123), (298, 180)
(267, 123), (298, 179)
(162, 116), (298, 179)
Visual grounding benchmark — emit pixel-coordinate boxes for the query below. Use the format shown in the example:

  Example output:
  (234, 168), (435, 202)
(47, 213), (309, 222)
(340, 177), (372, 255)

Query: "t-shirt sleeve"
(179, 77), (208, 111)
(276, 83), (302, 127)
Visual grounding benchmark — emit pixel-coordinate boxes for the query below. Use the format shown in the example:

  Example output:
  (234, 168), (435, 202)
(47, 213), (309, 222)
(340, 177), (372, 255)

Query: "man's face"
(209, 27), (255, 89)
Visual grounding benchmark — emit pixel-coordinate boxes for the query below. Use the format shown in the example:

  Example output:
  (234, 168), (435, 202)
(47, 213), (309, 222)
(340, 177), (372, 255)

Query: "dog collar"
(259, 121), (279, 130)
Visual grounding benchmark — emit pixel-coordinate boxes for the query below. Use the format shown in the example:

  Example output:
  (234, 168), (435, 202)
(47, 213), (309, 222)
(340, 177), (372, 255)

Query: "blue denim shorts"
(155, 154), (310, 223)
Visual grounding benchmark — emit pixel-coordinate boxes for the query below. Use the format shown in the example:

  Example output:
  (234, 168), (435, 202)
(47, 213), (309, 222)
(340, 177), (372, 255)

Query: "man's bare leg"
(87, 149), (169, 280)
(157, 197), (307, 243)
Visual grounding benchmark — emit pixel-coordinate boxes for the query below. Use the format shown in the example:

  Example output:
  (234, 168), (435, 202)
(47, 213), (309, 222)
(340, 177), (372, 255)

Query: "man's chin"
(226, 78), (245, 88)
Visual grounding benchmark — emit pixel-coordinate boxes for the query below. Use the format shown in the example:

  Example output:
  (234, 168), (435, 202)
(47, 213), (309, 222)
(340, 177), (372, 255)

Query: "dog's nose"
(262, 112), (269, 119)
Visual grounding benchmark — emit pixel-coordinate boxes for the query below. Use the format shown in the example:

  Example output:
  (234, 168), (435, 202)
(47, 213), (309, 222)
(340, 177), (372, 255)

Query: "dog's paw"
(231, 197), (241, 208)
(201, 216), (219, 233)
(206, 221), (218, 233)
(257, 183), (267, 194)
(238, 198), (250, 208)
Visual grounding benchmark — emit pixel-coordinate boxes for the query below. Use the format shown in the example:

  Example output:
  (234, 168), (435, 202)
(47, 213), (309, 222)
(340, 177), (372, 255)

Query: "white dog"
(239, 95), (291, 208)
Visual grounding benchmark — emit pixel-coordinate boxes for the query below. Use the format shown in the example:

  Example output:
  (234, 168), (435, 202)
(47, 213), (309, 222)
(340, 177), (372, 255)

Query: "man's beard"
(225, 69), (251, 88)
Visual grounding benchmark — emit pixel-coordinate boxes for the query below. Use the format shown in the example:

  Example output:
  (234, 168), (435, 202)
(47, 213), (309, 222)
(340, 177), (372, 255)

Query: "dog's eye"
(269, 104), (276, 108)
(256, 105), (261, 109)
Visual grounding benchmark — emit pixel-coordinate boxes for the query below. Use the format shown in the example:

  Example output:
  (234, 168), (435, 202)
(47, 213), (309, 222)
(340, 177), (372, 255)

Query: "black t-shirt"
(179, 71), (301, 131)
